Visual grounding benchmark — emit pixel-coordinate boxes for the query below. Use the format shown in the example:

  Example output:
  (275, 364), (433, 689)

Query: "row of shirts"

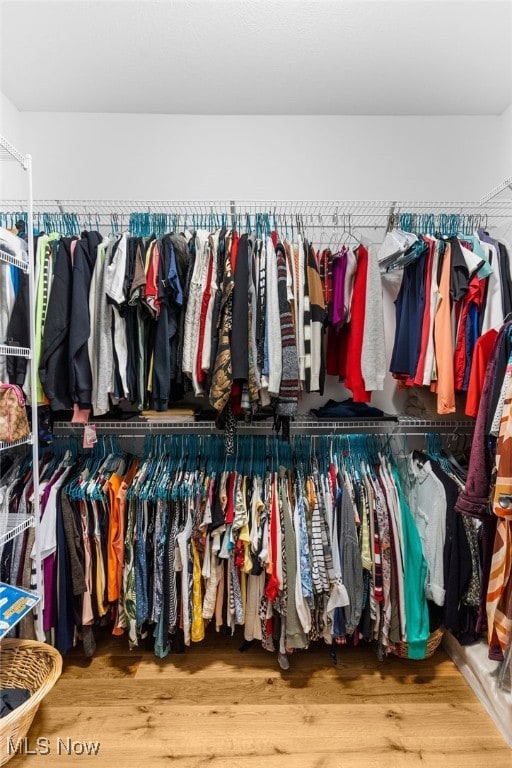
(1, 227), (388, 419)
(5, 439), (479, 660)
(385, 228), (512, 415)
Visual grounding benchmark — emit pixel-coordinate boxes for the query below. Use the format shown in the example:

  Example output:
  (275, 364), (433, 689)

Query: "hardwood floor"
(5, 628), (512, 768)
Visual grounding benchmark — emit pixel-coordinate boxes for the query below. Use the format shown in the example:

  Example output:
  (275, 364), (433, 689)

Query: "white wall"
(17, 112), (506, 202)
(0, 92), (26, 199)
(0, 92), (23, 145)
(497, 104), (512, 180)
(2, 108), (510, 414)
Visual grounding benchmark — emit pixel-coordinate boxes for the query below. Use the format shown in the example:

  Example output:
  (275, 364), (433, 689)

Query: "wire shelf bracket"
(0, 135), (28, 169)
(0, 345), (31, 358)
(0, 435), (33, 453)
(0, 515), (36, 547)
(0, 246), (30, 273)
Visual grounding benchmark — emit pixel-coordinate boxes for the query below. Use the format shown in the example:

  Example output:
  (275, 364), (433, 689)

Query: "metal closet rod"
(2, 197), (512, 211)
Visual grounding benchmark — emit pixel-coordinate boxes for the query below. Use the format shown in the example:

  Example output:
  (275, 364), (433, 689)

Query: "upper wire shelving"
(1, 196), (512, 234)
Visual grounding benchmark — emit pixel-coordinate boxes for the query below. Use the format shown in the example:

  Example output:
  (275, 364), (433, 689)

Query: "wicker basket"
(0, 639), (62, 766)
(391, 626), (445, 660)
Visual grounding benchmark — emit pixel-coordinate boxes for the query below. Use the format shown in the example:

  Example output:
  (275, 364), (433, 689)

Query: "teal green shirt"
(392, 467), (430, 659)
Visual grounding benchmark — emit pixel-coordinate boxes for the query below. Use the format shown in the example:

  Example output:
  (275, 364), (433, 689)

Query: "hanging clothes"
(6, 431), (478, 664)
(386, 227), (512, 415)
(30, 220), (387, 433)
(325, 242), (384, 403)
(389, 239), (428, 380)
(39, 237), (78, 411)
(457, 319), (512, 660)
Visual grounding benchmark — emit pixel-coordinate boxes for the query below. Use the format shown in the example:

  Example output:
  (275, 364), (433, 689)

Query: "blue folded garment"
(0, 688), (30, 718)
(310, 398), (386, 419)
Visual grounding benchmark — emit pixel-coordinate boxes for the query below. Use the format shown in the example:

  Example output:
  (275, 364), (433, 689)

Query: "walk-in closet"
(0, 1), (511, 766)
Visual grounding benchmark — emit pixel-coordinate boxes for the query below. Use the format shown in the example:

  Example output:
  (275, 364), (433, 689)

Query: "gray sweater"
(361, 243), (386, 392)
(340, 477), (364, 635)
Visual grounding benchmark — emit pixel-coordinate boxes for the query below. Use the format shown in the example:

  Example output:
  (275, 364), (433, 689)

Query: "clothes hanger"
(139, 436), (160, 501)
(443, 444), (467, 479)
(153, 437), (172, 501)
(342, 214), (361, 250)
(157, 435), (179, 502)
(85, 437), (111, 500)
(171, 435), (189, 501)
(66, 455), (91, 501)
(423, 432), (452, 477)
(157, 443), (173, 503)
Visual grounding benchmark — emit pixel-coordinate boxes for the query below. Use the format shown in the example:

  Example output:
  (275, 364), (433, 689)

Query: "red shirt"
(465, 328), (499, 417)
(454, 275), (484, 392)
(144, 241), (161, 317)
(265, 475), (280, 603)
(230, 230), (240, 273)
(339, 245), (371, 402)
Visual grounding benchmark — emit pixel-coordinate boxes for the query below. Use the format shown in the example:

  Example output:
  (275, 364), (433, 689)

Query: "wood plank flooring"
(4, 628), (511, 768)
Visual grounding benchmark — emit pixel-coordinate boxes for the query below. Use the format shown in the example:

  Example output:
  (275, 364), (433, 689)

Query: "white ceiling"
(1, 0), (511, 116)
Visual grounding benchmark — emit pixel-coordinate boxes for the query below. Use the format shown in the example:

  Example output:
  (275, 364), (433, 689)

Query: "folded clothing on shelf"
(194, 407), (275, 423)
(142, 408), (197, 421)
(310, 398), (393, 420)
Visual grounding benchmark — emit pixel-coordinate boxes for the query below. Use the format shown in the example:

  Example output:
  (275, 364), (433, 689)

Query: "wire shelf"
(396, 417), (475, 432)
(0, 136), (28, 169)
(0, 515), (35, 547)
(0, 246), (30, 272)
(481, 177), (512, 203)
(52, 416), (475, 437)
(2, 198), (512, 220)
(0, 435), (32, 453)
(2, 196), (511, 239)
(0, 345), (31, 358)
(1, 197), (511, 211)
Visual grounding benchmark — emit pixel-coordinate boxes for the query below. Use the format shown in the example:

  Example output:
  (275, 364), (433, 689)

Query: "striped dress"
(275, 242), (298, 417)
